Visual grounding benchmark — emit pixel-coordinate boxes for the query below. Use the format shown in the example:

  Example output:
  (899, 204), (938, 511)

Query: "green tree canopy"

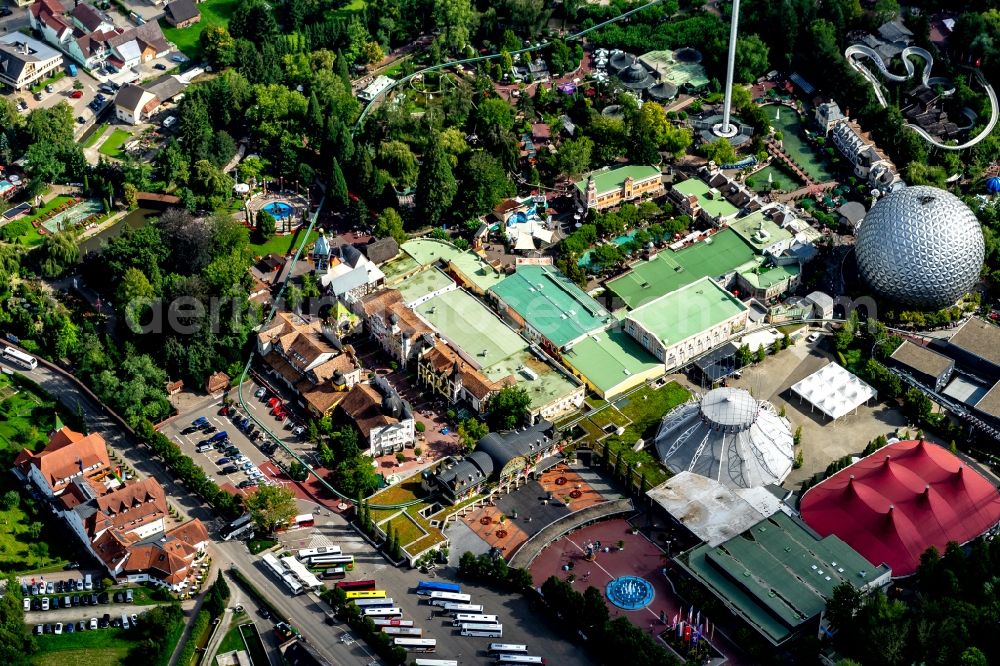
(244, 484), (297, 534)
(488, 385), (531, 430)
(415, 136), (457, 226)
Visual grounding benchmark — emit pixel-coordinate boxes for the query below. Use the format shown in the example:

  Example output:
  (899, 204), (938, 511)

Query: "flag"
(688, 606), (693, 623)
(677, 620), (684, 638)
(692, 627), (700, 645)
(672, 613), (678, 629)
(684, 624), (692, 642)
(696, 610), (701, 627)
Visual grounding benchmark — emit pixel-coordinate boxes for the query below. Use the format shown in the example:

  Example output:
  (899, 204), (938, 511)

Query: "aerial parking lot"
(158, 379), (307, 495)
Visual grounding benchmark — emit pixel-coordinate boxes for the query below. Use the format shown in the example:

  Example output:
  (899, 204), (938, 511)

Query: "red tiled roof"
(15, 427), (110, 491)
(800, 440), (1000, 577)
(89, 476), (167, 537)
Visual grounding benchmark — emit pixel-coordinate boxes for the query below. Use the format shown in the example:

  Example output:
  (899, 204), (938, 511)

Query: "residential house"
(164, 0), (202, 29)
(0, 33), (64, 92)
(114, 83), (159, 125)
(416, 338), (514, 415)
(356, 289), (432, 370)
(13, 427), (113, 499)
(257, 311), (362, 416)
(574, 165), (663, 211)
(337, 377), (415, 456)
(827, 118), (899, 189)
(69, 2), (115, 35)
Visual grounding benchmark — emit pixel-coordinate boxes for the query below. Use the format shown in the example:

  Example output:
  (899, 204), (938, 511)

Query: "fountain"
(605, 575), (655, 611)
(775, 107), (780, 121)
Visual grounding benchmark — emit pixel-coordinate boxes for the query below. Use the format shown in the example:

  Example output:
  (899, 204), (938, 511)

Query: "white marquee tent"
(791, 362), (877, 420)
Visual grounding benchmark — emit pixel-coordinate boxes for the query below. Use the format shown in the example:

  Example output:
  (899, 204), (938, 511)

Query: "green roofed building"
(573, 165), (663, 211)
(607, 228), (757, 309)
(562, 328), (663, 398)
(625, 277), (749, 370)
(415, 289), (584, 422)
(488, 264), (613, 351)
(729, 210), (795, 255)
(678, 511), (891, 646)
(396, 238), (505, 294)
(736, 264), (801, 302)
(396, 267), (456, 307)
(671, 178), (740, 224)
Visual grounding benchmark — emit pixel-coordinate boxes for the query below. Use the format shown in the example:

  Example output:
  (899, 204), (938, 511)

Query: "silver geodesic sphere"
(855, 186), (984, 310)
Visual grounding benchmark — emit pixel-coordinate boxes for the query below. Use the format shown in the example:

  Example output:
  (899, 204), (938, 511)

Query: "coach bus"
(313, 554), (355, 570)
(495, 657), (545, 665)
(294, 513), (315, 528)
(2, 346), (37, 370)
(460, 623), (502, 637)
(371, 618), (414, 628)
(335, 579), (376, 592)
(489, 644), (528, 656)
(298, 546), (341, 559)
(416, 580), (461, 595)
(442, 603), (484, 615)
(452, 614), (498, 626)
(393, 638), (436, 652)
(363, 607), (403, 619)
(428, 591), (471, 606)
(414, 660), (458, 666)
(353, 598), (395, 609)
(345, 590), (386, 600)
(381, 626), (423, 637)
(321, 567), (346, 580)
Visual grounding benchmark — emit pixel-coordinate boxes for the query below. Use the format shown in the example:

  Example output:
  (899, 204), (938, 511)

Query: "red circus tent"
(800, 440), (1000, 577)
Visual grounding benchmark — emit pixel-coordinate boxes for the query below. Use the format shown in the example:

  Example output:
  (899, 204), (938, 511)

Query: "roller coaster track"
(352, 0), (663, 132)
(844, 44), (998, 151)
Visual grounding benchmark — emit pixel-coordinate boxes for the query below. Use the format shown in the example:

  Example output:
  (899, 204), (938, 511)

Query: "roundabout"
(606, 576), (655, 611)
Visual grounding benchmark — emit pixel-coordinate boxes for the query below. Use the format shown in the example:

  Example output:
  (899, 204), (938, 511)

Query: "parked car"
(202, 425), (217, 435)
(275, 411), (286, 422)
(45, 84), (55, 93)
(217, 457), (231, 465)
(100, 614), (111, 628)
(219, 406), (229, 416)
(182, 425), (201, 435)
(65, 621), (74, 634)
(43, 624), (52, 634)
(131, 613), (138, 625)
(54, 623), (63, 635)
(61, 596), (70, 608)
(76, 115), (86, 124)
(170, 54), (186, 63)
(237, 480), (255, 489)
(192, 416), (209, 427)
(113, 592), (123, 604)
(90, 594), (98, 605)
(90, 618), (99, 630)
(125, 589), (133, 603)
(255, 387), (267, 398)
(31, 598), (40, 611)
(56, 581), (64, 593)
(807, 332), (821, 343)
(267, 397), (280, 408)
(154, 63), (167, 70)
(34, 625), (43, 636)
(41, 597), (49, 611)
(65, 562), (80, 570)
(23, 598), (30, 612)
(70, 90), (84, 99)
(46, 582), (54, 594)
(31, 584), (39, 596)
(221, 465), (239, 475)
(72, 594), (80, 606)
(98, 592), (109, 604)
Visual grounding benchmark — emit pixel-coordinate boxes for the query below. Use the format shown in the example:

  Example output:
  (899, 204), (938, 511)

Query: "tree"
(825, 582), (862, 634)
(457, 418), (489, 452)
(0, 490), (17, 510)
(255, 210), (276, 243)
(702, 138), (737, 165)
(434, 0), (474, 52)
(289, 461), (309, 482)
(361, 41), (384, 65)
(39, 231), (80, 278)
(201, 26), (236, 68)
(244, 484), (297, 534)
(286, 283), (304, 311)
(735, 34), (770, 83)
(415, 136), (456, 226)
(488, 385), (531, 430)
(117, 267), (154, 331)
(456, 152), (514, 217)
(554, 136), (593, 179)
(476, 98), (516, 133)
(378, 140), (419, 187)
(755, 344), (767, 363)
(631, 102), (691, 163)
(373, 208), (407, 245)
(329, 157), (349, 208)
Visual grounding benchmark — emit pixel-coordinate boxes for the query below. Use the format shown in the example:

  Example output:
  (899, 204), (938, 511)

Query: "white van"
(121, 613), (130, 630)
(84, 574), (93, 590)
(162, 116), (177, 128)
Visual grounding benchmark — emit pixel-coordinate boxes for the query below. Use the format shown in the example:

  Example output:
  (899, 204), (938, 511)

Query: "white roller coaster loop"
(844, 44), (998, 151)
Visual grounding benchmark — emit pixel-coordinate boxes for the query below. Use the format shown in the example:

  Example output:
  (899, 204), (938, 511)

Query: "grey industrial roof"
(947, 317), (1000, 367)
(647, 472), (781, 546)
(889, 340), (954, 380)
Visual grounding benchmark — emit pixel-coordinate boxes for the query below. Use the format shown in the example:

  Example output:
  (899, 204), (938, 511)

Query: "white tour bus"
(428, 591), (471, 606)
(363, 607), (403, 618)
(459, 623), (502, 637)
(442, 603), (484, 615)
(452, 614), (498, 626)
(393, 638), (436, 652)
(372, 618), (415, 628)
(2, 346), (37, 370)
(381, 626), (423, 636)
(297, 545), (341, 559)
(488, 644), (528, 655)
(353, 598), (395, 609)
(495, 656), (545, 665)
(414, 660), (458, 666)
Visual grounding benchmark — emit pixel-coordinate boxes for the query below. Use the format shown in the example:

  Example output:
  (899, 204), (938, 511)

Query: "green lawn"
(217, 621), (248, 655)
(161, 0), (240, 58)
(30, 71), (66, 94)
(249, 228), (318, 258)
(0, 374), (83, 572)
(98, 128), (132, 159)
(81, 124), (109, 148)
(31, 628), (132, 666)
(247, 537), (276, 555)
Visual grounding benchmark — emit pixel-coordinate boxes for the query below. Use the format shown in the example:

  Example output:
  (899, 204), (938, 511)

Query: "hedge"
(176, 610), (210, 666)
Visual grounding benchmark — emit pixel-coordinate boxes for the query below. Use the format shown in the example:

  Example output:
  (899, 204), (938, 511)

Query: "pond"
(78, 208), (155, 258)
(761, 104), (835, 183)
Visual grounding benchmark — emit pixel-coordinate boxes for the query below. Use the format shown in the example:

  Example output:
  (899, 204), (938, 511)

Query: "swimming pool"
(578, 230), (640, 269)
(262, 201), (294, 220)
(0, 180), (13, 197)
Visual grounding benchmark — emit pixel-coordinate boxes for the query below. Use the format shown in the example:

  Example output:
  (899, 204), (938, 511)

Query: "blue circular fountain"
(605, 576), (654, 611)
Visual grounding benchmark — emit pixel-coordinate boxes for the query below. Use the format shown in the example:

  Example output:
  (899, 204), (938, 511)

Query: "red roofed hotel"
(14, 427), (209, 591)
(800, 440), (1000, 577)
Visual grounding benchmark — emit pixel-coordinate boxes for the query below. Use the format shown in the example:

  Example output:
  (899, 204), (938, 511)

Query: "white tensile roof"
(790, 362), (877, 420)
